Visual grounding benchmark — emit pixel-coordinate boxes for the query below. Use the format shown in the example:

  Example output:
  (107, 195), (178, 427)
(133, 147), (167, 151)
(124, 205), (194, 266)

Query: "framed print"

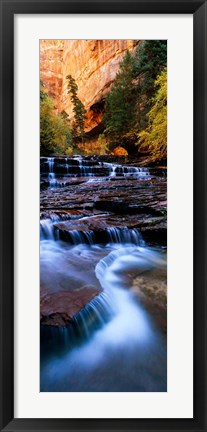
(0, 0), (206, 431)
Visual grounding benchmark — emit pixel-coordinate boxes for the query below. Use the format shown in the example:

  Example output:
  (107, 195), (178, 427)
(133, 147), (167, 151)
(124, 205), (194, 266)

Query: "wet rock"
(53, 214), (166, 245)
(40, 241), (113, 328)
(40, 179), (49, 190)
(94, 200), (163, 215)
(40, 157), (167, 330)
(132, 267), (167, 333)
(40, 208), (105, 221)
(40, 286), (101, 326)
(40, 171), (167, 244)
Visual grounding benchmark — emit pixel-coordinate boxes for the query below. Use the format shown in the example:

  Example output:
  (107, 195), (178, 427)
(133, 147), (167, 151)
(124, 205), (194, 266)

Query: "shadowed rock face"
(40, 39), (138, 133)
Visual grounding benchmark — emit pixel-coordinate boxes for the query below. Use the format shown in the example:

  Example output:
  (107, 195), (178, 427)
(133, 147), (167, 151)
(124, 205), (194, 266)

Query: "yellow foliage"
(77, 135), (109, 156)
(65, 147), (73, 156)
(97, 134), (109, 155)
(137, 68), (167, 161)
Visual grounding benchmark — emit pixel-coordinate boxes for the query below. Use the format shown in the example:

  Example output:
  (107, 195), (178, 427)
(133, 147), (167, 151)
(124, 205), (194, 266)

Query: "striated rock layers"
(40, 39), (138, 134)
(40, 40), (64, 108)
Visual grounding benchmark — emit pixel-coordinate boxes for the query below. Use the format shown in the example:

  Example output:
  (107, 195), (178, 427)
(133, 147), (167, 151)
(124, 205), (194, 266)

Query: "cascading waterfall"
(40, 219), (143, 246)
(40, 241), (167, 392)
(106, 226), (142, 244)
(40, 214), (84, 240)
(48, 157), (54, 173)
(40, 217), (158, 358)
(41, 288), (117, 353)
(47, 157), (56, 187)
(102, 162), (150, 178)
(40, 156), (154, 188)
(40, 218), (56, 240)
(72, 289), (118, 339)
(40, 217), (145, 353)
(40, 154), (167, 392)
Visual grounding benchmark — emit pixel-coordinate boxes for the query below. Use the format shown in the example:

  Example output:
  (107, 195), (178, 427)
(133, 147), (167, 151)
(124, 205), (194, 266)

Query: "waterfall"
(48, 157), (54, 173)
(41, 245), (167, 392)
(123, 166), (150, 178)
(50, 179), (67, 188)
(40, 219), (143, 245)
(56, 226), (143, 246)
(65, 229), (95, 245)
(40, 214), (108, 241)
(102, 162), (150, 178)
(106, 227), (142, 245)
(40, 157), (157, 185)
(47, 157), (56, 187)
(40, 155), (167, 392)
(110, 165), (117, 177)
(72, 289), (117, 339)
(41, 286), (118, 355)
(103, 162), (119, 177)
(40, 219), (57, 240)
(41, 245), (151, 354)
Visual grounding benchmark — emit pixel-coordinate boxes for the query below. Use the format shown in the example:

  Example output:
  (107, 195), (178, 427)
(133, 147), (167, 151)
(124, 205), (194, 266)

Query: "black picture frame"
(0, 0), (206, 431)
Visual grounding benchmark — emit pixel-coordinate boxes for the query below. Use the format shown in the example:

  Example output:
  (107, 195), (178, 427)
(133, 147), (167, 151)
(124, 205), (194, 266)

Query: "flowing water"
(40, 156), (157, 188)
(40, 157), (167, 392)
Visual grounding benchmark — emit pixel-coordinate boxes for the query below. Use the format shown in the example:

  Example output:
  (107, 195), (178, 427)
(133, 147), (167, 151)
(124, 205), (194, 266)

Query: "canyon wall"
(40, 39), (138, 134)
(40, 40), (64, 109)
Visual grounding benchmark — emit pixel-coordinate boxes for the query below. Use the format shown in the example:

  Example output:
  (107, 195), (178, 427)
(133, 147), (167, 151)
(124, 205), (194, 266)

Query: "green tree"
(52, 114), (72, 152)
(103, 44), (167, 154)
(137, 68), (167, 162)
(40, 84), (72, 155)
(133, 40), (167, 127)
(66, 75), (87, 142)
(134, 40), (167, 98)
(103, 50), (137, 149)
(40, 87), (55, 155)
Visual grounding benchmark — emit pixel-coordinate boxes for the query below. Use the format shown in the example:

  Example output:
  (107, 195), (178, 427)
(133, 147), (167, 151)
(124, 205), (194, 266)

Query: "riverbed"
(40, 156), (167, 392)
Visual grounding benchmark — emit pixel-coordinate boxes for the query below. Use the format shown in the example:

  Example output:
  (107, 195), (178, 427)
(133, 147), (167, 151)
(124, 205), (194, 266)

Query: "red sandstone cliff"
(40, 39), (138, 134)
(40, 40), (64, 109)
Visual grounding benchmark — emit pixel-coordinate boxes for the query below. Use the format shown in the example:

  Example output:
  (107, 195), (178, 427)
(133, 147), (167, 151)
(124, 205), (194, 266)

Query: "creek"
(40, 156), (167, 392)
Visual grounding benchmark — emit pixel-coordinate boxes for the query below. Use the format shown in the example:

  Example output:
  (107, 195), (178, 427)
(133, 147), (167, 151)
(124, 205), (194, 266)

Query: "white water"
(102, 162), (151, 178)
(47, 157), (56, 187)
(48, 157), (54, 172)
(40, 237), (167, 392)
(40, 156), (166, 392)
(40, 217), (143, 246)
(41, 157), (153, 188)
(40, 219), (55, 240)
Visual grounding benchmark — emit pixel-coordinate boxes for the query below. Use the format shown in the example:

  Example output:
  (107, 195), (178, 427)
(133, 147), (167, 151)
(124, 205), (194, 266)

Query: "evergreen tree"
(134, 40), (167, 125)
(66, 75), (87, 142)
(103, 41), (167, 157)
(103, 50), (137, 148)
